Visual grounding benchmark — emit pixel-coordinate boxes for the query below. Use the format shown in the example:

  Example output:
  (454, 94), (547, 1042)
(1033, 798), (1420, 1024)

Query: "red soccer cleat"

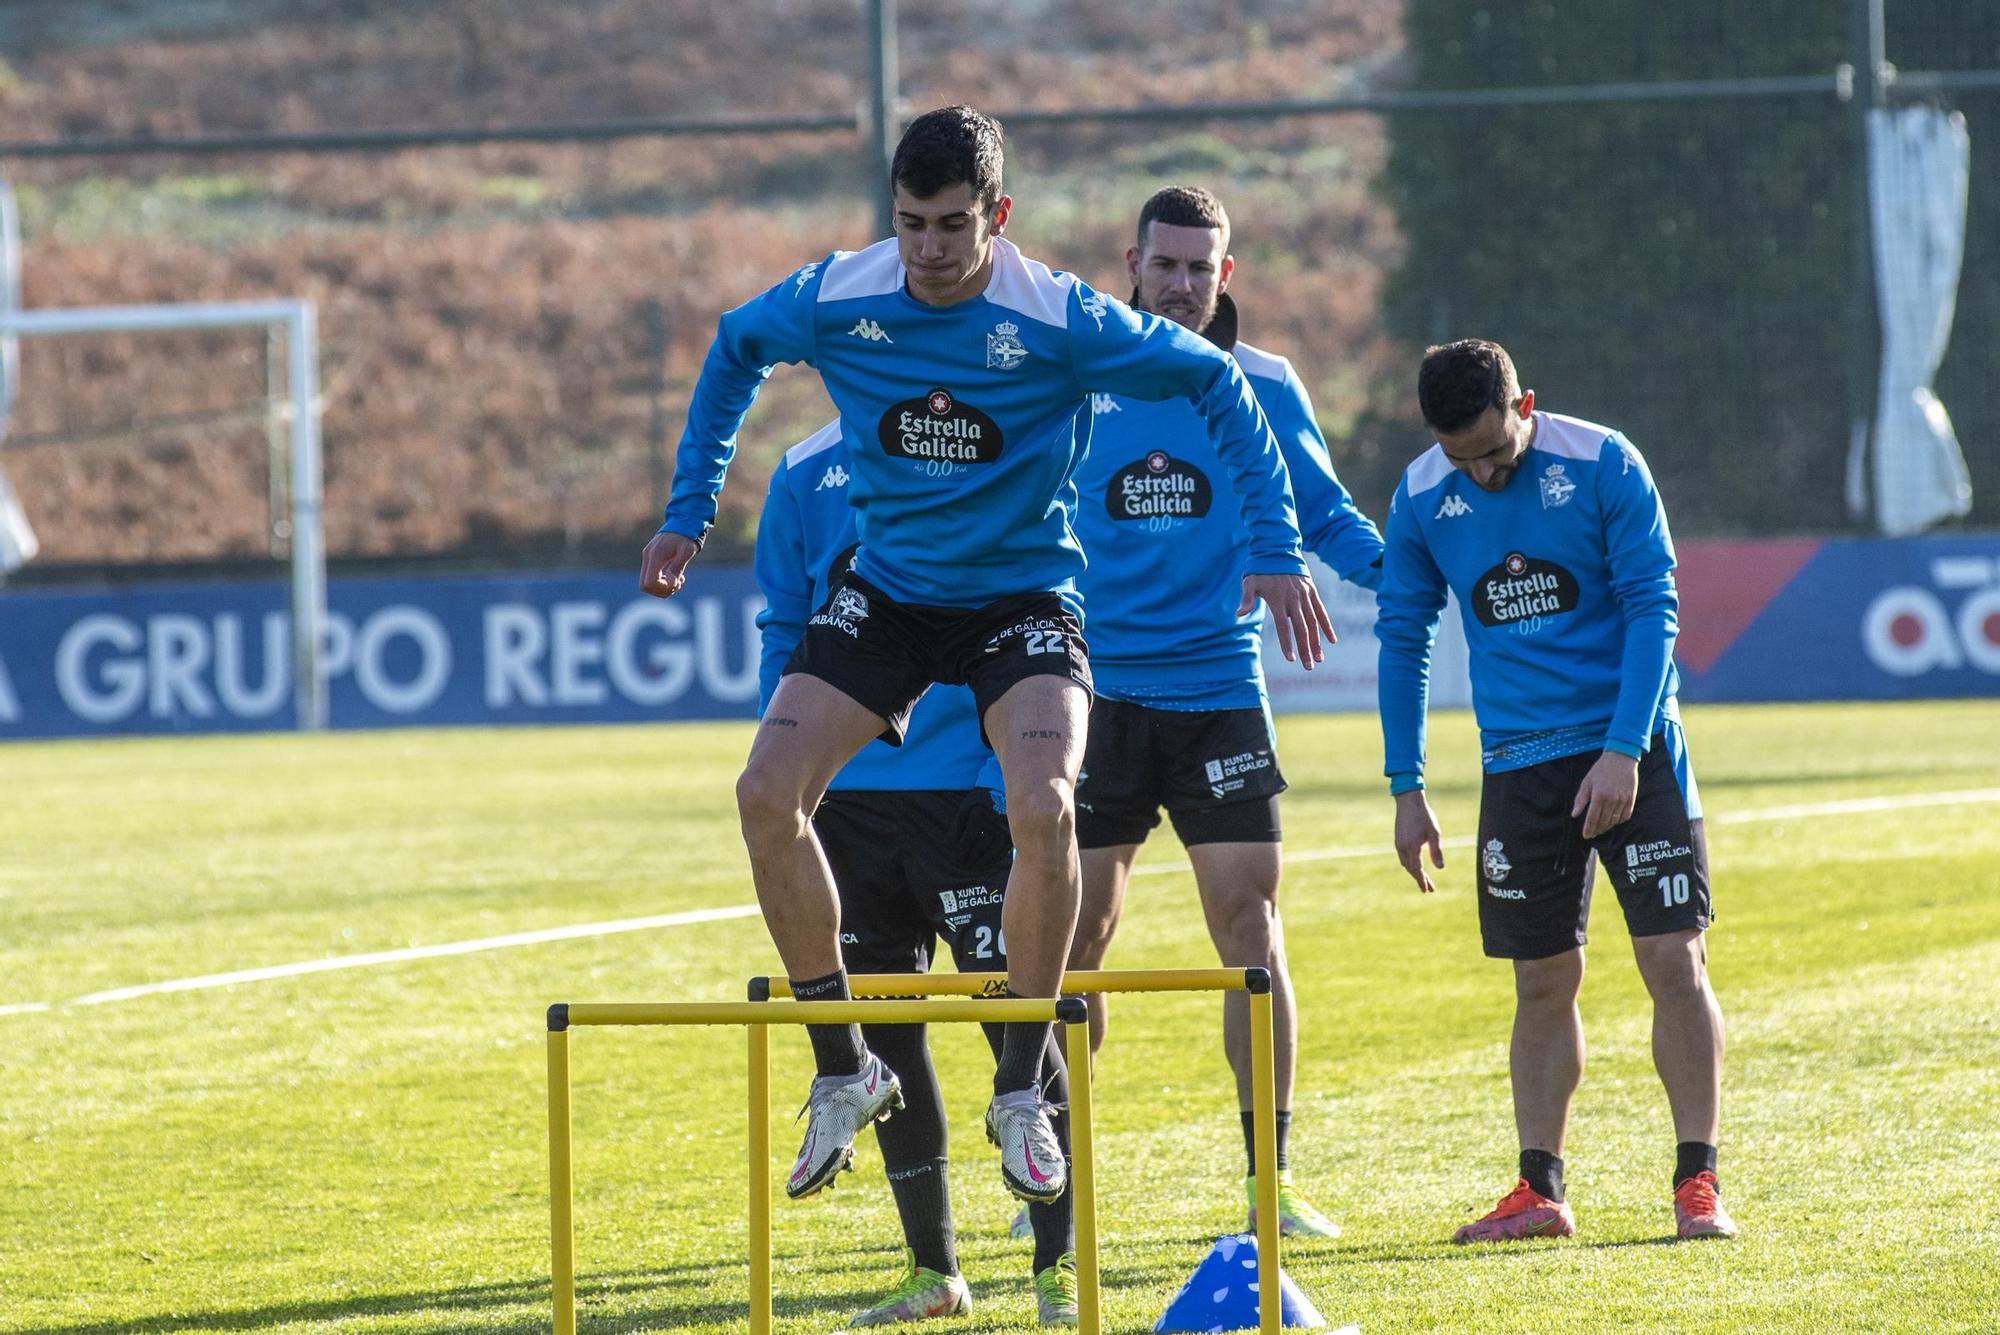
(1673, 1170), (1740, 1239)
(1452, 1177), (1577, 1243)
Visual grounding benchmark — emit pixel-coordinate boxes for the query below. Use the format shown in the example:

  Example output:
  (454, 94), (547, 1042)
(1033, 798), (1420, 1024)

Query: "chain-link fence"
(0, 0), (1991, 576)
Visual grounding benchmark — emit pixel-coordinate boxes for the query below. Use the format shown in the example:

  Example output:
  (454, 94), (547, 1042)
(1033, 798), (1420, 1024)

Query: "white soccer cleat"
(787, 1052), (902, 1200)
(985, 1087), (1067, 1202)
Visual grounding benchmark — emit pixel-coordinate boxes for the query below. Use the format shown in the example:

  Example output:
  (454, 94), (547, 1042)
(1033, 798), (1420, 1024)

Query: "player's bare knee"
(1635, 932), (1708, 1002)
(1070, 898), (1117, 955)
(735, 763), (806, 844)
(1214, 891), (1279, 965)
(1005, 778), (1075, 856)
(1514, 950), (1584, 1008)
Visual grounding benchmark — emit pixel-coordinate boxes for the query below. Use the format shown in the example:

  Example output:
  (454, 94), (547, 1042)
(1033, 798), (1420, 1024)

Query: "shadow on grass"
(35, 1265), (736, 1335)
(1329, 1233), (1683, 1265)
(37, 1241), (1502, 1334)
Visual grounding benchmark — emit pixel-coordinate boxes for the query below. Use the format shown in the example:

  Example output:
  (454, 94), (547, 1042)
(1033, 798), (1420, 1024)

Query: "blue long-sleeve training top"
(1375, 411), (1680, 790)
(663, 236), (1308, 611)
(1073, 325), (1385, 710)
(754, 421), (998, 793)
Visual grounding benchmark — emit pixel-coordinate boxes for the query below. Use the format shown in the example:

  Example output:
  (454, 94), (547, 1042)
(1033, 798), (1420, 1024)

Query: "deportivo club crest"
(1539, 461), (1577, 509)
(830, 586), (869, 624)
(986, 319), (1029, 371)
(1482, 838), (1512, 884)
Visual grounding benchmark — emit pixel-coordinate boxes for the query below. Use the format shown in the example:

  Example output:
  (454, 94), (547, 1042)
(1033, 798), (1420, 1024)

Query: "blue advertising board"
(1675, 534), (2000, 703)
(0, 568), (765, 738)
(3, 536), (1995, 740)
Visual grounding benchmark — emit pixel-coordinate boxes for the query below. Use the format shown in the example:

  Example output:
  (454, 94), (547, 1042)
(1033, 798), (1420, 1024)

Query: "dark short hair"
(1418, 339), (1521, 433)
(1136, 185), (1230, 251)
(890, 105), (1005, 210)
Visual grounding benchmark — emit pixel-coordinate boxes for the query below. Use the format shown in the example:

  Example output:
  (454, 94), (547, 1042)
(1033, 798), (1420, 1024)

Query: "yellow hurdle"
(546, 995), (1090, 1335)
(548, 968), (1281, 1335)
(751, 967), (1282, 1335)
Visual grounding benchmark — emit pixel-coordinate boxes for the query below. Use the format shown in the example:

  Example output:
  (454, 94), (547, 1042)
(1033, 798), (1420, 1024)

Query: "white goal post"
(0, 298), (329, 730)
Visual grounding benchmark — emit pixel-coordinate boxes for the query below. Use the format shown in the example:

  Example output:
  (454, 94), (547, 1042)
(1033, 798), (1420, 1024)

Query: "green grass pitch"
(2, 700), (1996, 1333)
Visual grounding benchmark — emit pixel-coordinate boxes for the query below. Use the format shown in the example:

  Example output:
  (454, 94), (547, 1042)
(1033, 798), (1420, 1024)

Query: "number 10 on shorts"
(1660, 873), (1691, 907)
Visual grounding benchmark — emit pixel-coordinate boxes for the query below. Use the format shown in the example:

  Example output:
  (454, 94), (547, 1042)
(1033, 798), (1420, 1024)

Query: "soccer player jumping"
(754, 422), (1080, 1326)
(642, 107), (1330, 1211)
(1375, 339), (1737, 1243)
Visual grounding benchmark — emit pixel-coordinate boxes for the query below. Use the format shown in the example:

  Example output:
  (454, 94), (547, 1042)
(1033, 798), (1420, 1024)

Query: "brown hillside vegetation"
(0, 0), (1411, 569)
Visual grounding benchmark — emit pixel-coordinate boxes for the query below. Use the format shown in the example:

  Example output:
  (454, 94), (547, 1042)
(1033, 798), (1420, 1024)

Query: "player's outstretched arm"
(1393, 789), (1445, 894)
(639, 530), (700, 599)
(1239, 573), (1334, 665)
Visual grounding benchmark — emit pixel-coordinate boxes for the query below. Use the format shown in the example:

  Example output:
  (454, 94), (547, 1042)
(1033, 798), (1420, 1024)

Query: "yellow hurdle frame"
(547, 966), (1279, 1335)
(756, 967), (1281, 1335)
(547, 996), (1088, 1335)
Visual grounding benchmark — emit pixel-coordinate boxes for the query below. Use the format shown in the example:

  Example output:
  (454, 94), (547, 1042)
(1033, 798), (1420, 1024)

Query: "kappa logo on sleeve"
(791, 261), (821, 295)
(1078, 290), (1109, 330)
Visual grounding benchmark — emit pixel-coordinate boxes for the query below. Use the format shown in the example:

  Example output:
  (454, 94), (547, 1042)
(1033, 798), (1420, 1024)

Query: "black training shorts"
(1475, 733), (1710, 960)
(782, 572), (1091, 746)
(814, 788), (1014, 975)
(1075, 696), (1286, 849)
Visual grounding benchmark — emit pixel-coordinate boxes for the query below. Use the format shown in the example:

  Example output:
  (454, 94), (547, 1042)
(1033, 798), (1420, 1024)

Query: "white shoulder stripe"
(1533, 411), (1616, 461)
(1405, 443), (1454, 496)
(782, 419), (844, 468)
(817, 239), (902, 304)
(982, 237), (1076, 329)
(1231, 340), (1291, 384)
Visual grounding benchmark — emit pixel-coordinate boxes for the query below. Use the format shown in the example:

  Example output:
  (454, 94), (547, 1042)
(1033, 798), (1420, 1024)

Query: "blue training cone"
(1153, 1233), (1344, 1333)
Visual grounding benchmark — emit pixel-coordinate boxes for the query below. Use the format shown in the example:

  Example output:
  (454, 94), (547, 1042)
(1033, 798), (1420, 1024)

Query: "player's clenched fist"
(639, 531), (700, 598)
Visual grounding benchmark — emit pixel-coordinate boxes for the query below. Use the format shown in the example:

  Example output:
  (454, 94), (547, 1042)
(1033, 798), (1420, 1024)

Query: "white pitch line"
(7, 786), (1998, 1016)
(1128, 785), (2000, 878)
(1709, 786), (2000, 825)
(62, 905), (761, 1007)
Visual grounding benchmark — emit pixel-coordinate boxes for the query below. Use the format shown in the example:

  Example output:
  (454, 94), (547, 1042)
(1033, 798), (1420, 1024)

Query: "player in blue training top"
(1062, 187), (1383, 1242)
(755, 421), (1080, 1327)
(639, 106), (1332, 1215)
(1376, 339), (1737, 1244)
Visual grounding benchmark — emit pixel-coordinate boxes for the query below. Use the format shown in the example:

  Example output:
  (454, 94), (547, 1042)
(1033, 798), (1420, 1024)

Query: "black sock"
(885, 1159), (957, 1275)
(863, 1021), (955, 1274)
(791, 970), (864, 1077)
(1520, 1149), (1565, 1203)
(1240, 1110), (1293, 1176)
(1674, 1141), (1718, 1189)
(1027, 1032), (1075, 1274)
(993, 991), (1050, 1095)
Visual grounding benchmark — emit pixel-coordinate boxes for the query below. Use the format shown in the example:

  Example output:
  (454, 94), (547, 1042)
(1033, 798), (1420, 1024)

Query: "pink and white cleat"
(786, 1052), (902, 1200)
(1674, 1170), (1740, 1240)
(985, 1087), (1067, 1203)
(1451, 1177), (1576, 1243)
